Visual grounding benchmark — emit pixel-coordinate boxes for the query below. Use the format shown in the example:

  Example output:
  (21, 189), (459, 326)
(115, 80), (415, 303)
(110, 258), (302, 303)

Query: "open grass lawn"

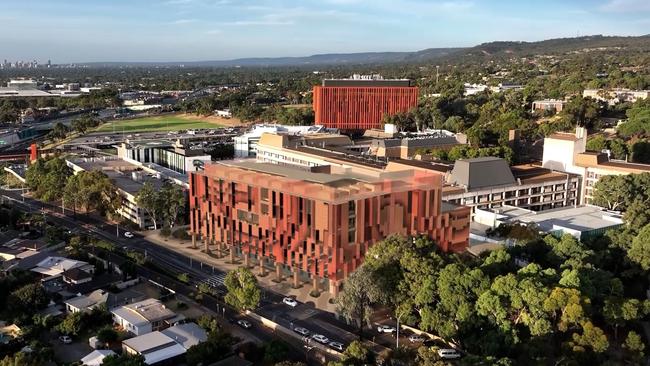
(96, 115), (222, 133)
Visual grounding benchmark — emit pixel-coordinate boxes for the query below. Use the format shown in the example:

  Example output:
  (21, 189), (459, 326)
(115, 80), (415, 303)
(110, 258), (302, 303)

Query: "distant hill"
(454, 34), (650, 60)
(81, 35), (650, 68)
(83, 49), (460, 68)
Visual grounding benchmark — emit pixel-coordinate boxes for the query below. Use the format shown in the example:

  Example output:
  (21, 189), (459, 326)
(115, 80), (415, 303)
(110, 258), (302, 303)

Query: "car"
(377, 324), (397, 333)
(328, 341), (344, 351)
(437, 349), (461, 359)
(282, 297), (298, 307)
(312, 334), (329, 344)
(59, 335), (72, 344)
(237, 320), (252, 329)
(124, 232), (134, 238)
(293, 327), (310, 336)
(408, 334), (426, 343)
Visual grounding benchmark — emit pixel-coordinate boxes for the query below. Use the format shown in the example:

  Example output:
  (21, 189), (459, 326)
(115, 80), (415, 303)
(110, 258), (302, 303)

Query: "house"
(0, 322), (22, 344)
(122, 331), (187, 365)
(111, 298), (177, 336)
(30, 256), (94, 279)
(161, 323), (207, 349)
(64, 289), (109, 313)
(81, 350), (116, 366)
(63, 268), (93, 285)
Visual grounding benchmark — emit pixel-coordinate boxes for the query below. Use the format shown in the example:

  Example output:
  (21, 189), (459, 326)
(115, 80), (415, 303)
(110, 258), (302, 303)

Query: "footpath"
(143, 231), (338, 313)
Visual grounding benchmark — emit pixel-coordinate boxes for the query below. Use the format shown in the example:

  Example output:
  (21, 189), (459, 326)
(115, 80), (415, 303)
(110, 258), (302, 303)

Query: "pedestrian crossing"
(202, 273), (227, 288)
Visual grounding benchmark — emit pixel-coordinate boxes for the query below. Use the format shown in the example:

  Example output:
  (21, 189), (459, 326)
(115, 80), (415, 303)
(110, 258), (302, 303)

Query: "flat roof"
(547, 133), (579, 142)
(321, 79), (413, 87)
(496, 205), (623, 232)
(161, 323), (207, 349)
(122, 331), (186, 364)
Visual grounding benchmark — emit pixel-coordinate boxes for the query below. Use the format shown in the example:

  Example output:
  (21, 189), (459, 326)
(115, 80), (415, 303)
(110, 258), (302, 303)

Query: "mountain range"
(82, 35), (650, 67)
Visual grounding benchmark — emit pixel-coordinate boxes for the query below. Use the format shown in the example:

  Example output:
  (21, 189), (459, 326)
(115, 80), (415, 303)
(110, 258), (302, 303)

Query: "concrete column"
(258, 258), (266, 276)
(292, 269), (300, 288)
(329, 280), (339, 297)
(229, 245), (235, 263)
(191, 234), (197, 249)
(244, 252), (250, 267)
(312, 275), (319, 293)
(275, 263), (283, 282)
(204, 237), (210, 253)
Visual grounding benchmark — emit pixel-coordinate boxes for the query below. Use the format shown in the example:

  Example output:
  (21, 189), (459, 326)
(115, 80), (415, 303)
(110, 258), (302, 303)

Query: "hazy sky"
(0, 0), (649, 63)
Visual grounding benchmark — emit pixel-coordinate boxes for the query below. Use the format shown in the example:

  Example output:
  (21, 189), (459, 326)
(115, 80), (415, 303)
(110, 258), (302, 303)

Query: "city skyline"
(0, 0), (649, 63)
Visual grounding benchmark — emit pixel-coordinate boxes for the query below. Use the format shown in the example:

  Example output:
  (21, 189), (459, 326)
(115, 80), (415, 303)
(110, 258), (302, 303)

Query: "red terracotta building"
(189, 160), (469, 295)
(313, 78), (418, 132)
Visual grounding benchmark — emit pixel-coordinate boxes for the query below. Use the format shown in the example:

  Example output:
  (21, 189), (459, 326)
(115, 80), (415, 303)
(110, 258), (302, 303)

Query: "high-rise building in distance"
(313, 75), (418, 132)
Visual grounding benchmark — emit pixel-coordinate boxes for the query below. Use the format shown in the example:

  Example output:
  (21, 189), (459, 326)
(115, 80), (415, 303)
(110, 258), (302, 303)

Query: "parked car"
(282, 297), (298, 307)
(328, 341), (344, 351)
(377, 324), (396, 333)
(124, 232), (134, 238)
(237, 320), (252, 329)
(408, 334), (425, 343)
(293, 327), (310, 336)
(438, 349), (461, 359)
(312, 334), (329, 344)
(59, 335), (72, 344)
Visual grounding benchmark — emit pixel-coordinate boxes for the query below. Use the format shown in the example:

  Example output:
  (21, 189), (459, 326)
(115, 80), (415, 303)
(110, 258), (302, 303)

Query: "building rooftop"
(448, 157), (516, 191)
(161, 323), (207, 349)
(547, 132), (580, 142)
(203, 159), (444, 204)
(31, 256), (90, 277)
(81, 350), (116, 366)
(494, 205), (623, 233)
(122, 331), (186, 365)
(119, 298), (176, 323)
(321, 79), (413, 87)
(65, 289), (109, 310)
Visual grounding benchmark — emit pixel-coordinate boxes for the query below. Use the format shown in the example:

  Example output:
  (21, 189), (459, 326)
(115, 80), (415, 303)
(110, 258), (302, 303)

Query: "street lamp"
(303, 338), (314, 362)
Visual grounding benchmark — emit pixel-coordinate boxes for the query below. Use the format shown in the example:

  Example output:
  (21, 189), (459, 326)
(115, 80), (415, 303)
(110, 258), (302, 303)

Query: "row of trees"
(134, 181), (186, 231)
(26, 157), (120, 218)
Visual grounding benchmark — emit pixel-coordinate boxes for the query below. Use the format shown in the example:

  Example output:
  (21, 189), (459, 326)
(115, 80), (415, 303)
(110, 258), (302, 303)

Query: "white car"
(437, 349), (461, 359)
(312, 334), (329, 344)
(293, 327), (310, 336)
(282, 297), (298, 307)
(408, 334), (425, 343)
(124, 232), (134, 238)
(328, 341), (344, 351)
(377, 324), (396, 333)
(237, 320), (252, 329)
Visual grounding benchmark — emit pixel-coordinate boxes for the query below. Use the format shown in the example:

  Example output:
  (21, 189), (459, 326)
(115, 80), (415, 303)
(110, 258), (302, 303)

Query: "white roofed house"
(30, 256), (95, 281)
(111, 298), (178, 336)
(81, 349), (116, 366)
(121, 323), (207, 365)
(64, 289), (109, 314)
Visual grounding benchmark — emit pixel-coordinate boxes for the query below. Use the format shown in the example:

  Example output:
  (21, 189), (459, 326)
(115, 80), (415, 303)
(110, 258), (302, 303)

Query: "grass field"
(96, 115), (224, 133)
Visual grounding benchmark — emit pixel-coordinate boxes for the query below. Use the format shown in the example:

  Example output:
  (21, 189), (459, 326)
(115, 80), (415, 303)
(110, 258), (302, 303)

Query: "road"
(0, 189), (336, 365)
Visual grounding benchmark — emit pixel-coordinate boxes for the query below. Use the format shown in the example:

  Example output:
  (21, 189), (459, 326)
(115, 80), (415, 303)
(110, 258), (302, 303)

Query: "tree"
(101, 354), (146, 366)
(186, 331), (234, 366)
(628, 223), (650, 270)
(135, 181), (164, 230)
(25, 157), (72, 201)
(336, 265), (383, 339)
(586, 136), (608, 152)
(562, 96), (601, 128)
(263, 340), (290, 364)
(96, 327), (119, 343)
(8, 283), (48, 313)
(48, 122), (69, 140)
(591, 175), (633, 211)
(161, 182), (186, 229)
(328, 340), (373, 366)
(224, 267), (261, 311)
(623, 331), (645, 362)
(56, 311), (84, 336)
(570, 321), (609, 353)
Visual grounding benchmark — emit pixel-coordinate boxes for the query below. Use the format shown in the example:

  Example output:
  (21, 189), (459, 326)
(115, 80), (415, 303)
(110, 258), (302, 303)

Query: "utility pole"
(436, 65), (440, 84)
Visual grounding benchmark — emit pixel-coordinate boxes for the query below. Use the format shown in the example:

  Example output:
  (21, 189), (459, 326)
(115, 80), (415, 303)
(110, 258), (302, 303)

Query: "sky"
(0, 0), (649, 63)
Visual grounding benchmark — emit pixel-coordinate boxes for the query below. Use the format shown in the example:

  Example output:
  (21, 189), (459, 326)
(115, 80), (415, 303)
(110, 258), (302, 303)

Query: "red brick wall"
(313, 86), (418, 131)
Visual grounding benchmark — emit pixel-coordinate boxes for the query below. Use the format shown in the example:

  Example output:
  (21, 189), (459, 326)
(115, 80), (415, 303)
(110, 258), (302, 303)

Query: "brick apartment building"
(189, 160), (469, 294)
(313, 76), (418, 132)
